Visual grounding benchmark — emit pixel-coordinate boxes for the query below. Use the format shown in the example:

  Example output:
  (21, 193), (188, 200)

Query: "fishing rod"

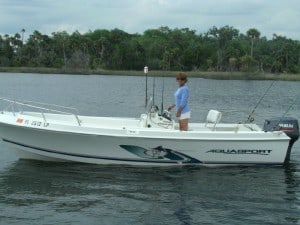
(246, 80), (276, 123)
(152, 76), (155, 105)
(161, 77), (165, 115)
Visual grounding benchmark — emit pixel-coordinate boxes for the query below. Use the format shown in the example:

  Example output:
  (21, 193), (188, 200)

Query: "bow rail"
(0, 97), (81, 126)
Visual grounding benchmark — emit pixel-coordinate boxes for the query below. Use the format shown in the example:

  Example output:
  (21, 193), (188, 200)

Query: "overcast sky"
(1, 0), (299, 40)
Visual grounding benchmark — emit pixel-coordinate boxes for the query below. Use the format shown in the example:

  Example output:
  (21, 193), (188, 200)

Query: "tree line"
(1, 26), (300, 74)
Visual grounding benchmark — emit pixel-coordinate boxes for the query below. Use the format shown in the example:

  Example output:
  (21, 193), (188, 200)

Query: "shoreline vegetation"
(0, 66), (300, 81)
(2, 26), (300, 79)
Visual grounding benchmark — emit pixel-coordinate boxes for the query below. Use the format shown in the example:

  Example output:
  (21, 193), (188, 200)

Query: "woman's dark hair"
(176, 72), (187, 82)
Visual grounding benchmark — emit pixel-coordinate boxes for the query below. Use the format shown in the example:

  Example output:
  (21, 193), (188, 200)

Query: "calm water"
(0, 73), (299, 225)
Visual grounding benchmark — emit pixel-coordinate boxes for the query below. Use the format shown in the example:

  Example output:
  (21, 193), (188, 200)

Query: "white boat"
(0, 97), (298, 167)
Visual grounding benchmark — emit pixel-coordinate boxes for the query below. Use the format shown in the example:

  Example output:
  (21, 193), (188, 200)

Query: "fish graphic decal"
(119, 145), (202, 163)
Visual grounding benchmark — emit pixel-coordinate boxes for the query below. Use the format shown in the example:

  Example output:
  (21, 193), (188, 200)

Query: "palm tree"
(246, 28), (260, 57)
(21, 28), (25, 45)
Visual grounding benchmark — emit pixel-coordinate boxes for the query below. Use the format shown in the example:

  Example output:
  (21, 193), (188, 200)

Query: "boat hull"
(0, 121), (290, 167)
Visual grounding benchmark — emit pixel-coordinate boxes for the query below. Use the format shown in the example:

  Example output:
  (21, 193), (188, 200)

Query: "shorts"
(180, 111), (191, 120)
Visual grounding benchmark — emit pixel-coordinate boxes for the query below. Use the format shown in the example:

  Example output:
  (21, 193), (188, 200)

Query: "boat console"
(140, 104), (175, 129)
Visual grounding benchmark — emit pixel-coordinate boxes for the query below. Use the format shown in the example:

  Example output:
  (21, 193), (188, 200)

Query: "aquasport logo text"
(206, 149), (272, 155)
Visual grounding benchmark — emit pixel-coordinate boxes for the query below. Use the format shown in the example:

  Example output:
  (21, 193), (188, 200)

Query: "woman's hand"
(167, 104), (175, 111)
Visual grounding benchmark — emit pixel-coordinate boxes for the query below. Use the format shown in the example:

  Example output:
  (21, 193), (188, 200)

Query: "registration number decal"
(16, 118), (49, 127)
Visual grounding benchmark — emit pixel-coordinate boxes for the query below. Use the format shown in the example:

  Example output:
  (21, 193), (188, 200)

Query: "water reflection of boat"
(0, 97), (298, 167)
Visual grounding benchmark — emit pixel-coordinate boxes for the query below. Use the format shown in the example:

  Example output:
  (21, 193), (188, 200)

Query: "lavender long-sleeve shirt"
(175, 85), (190, 114)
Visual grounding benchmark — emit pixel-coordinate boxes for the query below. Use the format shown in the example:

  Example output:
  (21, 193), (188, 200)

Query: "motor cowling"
(263, 117), (299, 162)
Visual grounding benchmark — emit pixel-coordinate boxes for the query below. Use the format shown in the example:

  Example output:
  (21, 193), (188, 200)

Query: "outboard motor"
(263, 117), (299, 163)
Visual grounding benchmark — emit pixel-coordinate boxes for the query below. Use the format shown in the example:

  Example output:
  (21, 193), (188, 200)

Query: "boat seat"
(140, 114), (148, 127)
(205, 110), (222, 130)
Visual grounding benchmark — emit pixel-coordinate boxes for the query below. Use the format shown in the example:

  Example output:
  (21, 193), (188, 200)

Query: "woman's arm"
(167, 104), (175, 111)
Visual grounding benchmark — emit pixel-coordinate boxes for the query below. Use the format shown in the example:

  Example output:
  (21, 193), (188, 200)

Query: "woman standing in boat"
(168, 72), (191, 131)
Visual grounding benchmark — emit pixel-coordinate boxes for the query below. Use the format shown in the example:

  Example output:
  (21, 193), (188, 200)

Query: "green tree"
(0, 35), (14, 66)
(240, 54), (257, 72)
(247, 28), (261, 58)
(208, 26), (239, 71)
(21, 28), (25, 45)
(271, 34), (300, 73)
(51, 31), (70, 67)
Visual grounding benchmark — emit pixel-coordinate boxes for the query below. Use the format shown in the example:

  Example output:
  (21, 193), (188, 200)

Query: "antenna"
(152, 76), (155, 105)
(144, 66), (148, 107)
